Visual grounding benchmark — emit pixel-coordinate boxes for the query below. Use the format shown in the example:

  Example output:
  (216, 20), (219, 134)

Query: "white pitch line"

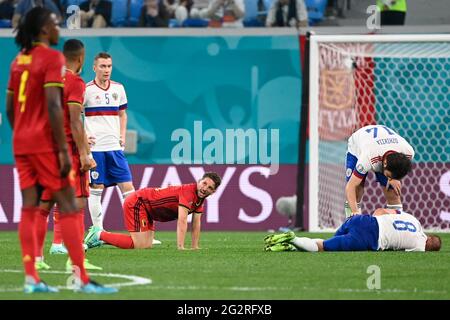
(0, 269), (151, 293)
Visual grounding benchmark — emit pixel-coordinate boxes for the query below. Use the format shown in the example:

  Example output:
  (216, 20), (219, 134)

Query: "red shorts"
(40, 152), (89, 201)
(15, 152), (71, 192)
(123, 193), (155, 232)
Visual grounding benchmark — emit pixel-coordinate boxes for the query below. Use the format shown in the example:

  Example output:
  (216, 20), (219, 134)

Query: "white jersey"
(84, 80), (128, 152)
(347, 125), (414, 177)
(375, 212), (427, 251)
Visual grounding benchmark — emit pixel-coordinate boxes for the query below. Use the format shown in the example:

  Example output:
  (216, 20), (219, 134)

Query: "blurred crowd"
(0, 0), (344, 29)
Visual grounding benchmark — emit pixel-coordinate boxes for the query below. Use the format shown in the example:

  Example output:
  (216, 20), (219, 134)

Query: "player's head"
(425, 234), (441, 251)
(63, 39), (85, 74)
(197, 172), (221, 199)
(15, 7), (60, 52)
(383, 152), (412, 180)
(93, 52), (112, 82)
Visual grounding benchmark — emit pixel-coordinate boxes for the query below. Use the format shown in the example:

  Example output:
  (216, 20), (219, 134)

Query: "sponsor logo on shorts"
(91, 171), (99, 180)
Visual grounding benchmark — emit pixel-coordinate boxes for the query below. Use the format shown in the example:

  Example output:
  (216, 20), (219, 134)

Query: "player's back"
(349, 125), (415, 172)
(8, 44), (65, 155)
(351, 125), (414, 157)
(135, 184), (203, 222)
(375, 211), (427, 251)
(63, 71), (86, 146)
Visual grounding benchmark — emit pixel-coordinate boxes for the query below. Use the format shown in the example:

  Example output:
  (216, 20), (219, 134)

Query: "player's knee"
(132, 237), (152, 249)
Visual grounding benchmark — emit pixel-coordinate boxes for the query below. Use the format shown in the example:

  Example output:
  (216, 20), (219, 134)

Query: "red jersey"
(63, 70), (86, 148)
(135, 183), (205, 222)
(7, 43), (65, 155)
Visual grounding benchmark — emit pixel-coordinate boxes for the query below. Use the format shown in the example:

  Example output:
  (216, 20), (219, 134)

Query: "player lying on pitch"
(84, 172), (221, 250)
(264, 208), (441, 252)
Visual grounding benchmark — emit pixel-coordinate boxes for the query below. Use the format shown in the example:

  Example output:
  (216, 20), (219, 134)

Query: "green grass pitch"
(0, 231), (449, 300)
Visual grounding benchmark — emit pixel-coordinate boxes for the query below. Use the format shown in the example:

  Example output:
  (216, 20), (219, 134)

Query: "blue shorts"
(89, 150), (132, 187)
(345, 152), (389, 187)
(323, 214), (379, 251)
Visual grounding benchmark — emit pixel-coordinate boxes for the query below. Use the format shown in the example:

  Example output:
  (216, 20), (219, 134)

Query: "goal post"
(307, 34), (450, 232)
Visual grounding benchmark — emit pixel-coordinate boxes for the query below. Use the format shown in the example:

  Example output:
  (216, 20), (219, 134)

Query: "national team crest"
(91, 170), (99, 180)
(95, 95), (101, 104)
(112, 92), (118, 101)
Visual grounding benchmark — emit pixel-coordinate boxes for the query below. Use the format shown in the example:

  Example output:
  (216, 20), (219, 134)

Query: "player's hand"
(79, 153), (92, 172)
(387, 178), (402, 196)
(89, 158), (97, 169)
(87, 135), (96, 147)
(58, 150), (72, 178)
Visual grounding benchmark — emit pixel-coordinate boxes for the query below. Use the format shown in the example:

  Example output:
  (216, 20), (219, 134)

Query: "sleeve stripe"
(67, 101), (83, 107)
(43, 82), (64, 88)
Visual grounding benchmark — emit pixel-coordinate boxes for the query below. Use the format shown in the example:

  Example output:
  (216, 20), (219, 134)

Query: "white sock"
(291, 237), (319, 252)
(122, 189), (135, 199)
(88, 188), (104, 229)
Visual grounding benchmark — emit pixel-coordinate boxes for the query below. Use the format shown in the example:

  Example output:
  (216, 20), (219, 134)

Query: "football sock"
(88, 188), (104, 229)
(122, 189), (135, 199)
(52, 206), (63, 245)
(35, 208), (50, 258)
(59, 213), (89, 284)
(19, 207), (40, 283)
(291, 237), (319, 252)
(100, 231), (134, 249)
(77, 209), (85, 239)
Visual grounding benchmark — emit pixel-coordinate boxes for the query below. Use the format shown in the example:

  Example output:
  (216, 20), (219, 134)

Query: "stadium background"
(0, 30), (449, 232)
(0, 30), (302, 231)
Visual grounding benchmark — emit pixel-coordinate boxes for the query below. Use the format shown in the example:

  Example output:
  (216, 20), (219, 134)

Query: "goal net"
(308, 34), (450, 232)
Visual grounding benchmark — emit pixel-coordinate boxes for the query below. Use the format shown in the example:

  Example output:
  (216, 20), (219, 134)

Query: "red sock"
(18, 207), (39, 283)
(35, 208), (50, 258)
(100, 231), (134, 249)
(52, 206), (63, 245)
(59, 213), (89, 284)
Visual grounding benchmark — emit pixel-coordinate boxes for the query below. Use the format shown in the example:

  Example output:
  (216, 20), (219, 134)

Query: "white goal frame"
(308, 34), (450, 232)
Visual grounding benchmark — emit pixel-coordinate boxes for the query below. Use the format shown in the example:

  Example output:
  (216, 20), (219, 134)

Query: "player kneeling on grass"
(264, 208), (441, 252)
(84, 172), (221, 250)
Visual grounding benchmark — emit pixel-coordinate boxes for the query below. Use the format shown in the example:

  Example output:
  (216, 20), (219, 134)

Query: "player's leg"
(88, 151), (106, 229)
(111, 150), (161, 246)
(376, 172), (403, 211)
(16, 154), (58, 293)
(34, 194), (54, 270)
(344, 152), (364, 217)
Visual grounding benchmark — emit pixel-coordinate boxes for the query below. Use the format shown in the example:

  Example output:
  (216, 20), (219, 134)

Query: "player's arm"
(118, 109), (127, 147)
(68, 102), (94, 171)
(46, 86), (71, 177)
(6, 90), (14, 128)
(345, 173), (364, 215)
(191, 212), (202, 250)
(177, 205), (189, 250)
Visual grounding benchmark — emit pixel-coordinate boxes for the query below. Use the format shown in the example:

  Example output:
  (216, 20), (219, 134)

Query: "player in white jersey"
(264, 209), (442, 252)
(84, 52), (134, 233)
(84, 52), (161, 245)
(345, 124), (415, 217)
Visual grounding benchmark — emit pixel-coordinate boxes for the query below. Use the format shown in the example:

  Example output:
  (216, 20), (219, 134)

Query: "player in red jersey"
(84, 172), (221, 250)
(35, 39), (102, 272)
(5, 7), (115, 294)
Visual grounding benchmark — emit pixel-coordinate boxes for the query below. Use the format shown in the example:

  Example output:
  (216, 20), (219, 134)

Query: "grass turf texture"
(0, 231), (449, 300)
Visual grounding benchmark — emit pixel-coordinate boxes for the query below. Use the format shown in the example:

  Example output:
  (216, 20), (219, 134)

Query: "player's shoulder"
(110, 80), (126, 90)
(40, 46), (64, 60)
